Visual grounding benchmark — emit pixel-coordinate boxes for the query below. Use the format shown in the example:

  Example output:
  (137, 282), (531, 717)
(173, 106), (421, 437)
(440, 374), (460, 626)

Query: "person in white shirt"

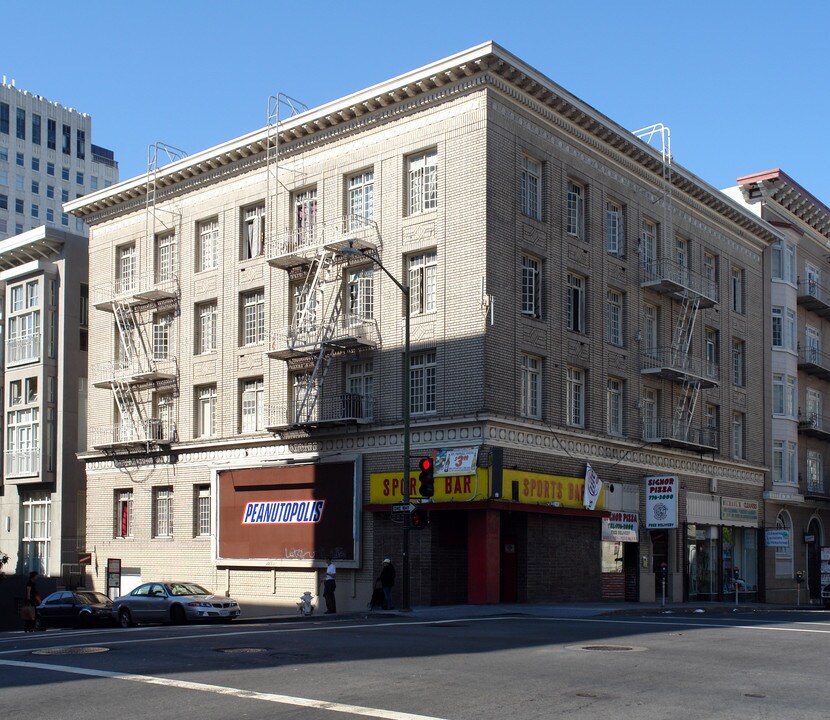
(323, 557), (337, 614)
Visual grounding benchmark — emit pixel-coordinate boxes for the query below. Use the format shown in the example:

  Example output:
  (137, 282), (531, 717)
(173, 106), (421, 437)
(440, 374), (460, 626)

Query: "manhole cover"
(566, 644), (646, 653)
(745, 693), (766, 699)
(216, 647), (267, 654)
(33, 647), (109, 655)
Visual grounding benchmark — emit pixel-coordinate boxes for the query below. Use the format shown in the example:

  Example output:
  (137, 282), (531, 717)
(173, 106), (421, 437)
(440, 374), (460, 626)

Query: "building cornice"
(67, 42), (778, 247)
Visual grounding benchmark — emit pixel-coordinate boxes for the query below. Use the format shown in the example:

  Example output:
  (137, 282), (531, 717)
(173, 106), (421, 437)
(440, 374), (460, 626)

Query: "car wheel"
(170, 605), (186, 625)
(118, 608), (133, 628)
(34, 617), (47, 632)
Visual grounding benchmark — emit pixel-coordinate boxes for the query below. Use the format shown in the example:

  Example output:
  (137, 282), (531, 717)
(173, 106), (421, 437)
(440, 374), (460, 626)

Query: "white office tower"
(0, 78), (118, 241)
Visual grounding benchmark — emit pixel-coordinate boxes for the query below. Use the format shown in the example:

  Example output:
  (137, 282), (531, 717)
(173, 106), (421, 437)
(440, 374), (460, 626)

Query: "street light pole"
(342, 241), (411, 611)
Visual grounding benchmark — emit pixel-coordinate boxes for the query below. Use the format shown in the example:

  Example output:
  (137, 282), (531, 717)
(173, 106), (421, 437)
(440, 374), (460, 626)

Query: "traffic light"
(418, 457), (434, 498)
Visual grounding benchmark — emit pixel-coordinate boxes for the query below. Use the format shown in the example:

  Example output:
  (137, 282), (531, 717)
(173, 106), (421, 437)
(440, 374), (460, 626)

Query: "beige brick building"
(726, 171), (830, 604)
(68, 43), (780, 612)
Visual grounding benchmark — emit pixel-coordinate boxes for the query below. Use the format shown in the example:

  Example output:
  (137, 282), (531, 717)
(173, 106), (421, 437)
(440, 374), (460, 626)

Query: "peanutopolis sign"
(218, 463), (357, 564)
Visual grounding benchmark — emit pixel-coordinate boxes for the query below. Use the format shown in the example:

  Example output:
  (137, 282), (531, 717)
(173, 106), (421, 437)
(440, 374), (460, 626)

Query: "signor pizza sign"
(645, 475), (678, 529)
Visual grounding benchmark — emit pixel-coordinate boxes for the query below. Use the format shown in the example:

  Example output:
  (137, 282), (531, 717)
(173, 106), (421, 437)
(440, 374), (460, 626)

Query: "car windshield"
(76, 592), (112, 606)
(168, 583), (210, 597)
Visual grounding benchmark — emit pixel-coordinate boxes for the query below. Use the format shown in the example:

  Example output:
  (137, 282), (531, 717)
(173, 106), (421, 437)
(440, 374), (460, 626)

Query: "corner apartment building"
(0, 78), (118, 242)
(68, 43), (778, 611)
(726, 171), (830, 604)
(0, 226), (89, 588)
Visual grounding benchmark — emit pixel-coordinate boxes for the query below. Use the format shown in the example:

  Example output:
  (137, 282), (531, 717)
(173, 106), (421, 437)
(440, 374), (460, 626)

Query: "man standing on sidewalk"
(323, 557), (337, 614)
(379, 558), (396, 610)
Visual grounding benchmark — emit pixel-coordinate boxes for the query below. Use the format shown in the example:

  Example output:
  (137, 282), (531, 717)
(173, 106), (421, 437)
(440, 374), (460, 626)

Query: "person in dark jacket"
(23, 571), (40, 632)
(378, 558), (396, 610)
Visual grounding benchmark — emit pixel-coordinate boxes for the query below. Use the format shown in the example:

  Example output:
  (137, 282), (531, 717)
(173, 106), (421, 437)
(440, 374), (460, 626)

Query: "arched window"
(775, 510), (793, 577)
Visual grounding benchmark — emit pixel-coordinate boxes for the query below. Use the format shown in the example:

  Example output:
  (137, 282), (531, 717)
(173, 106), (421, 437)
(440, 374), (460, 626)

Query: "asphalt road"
(1, 609), (829, 719)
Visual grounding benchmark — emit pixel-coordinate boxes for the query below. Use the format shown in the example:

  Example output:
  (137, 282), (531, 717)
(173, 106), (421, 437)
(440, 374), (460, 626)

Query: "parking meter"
(796, 570), (805, 583)
(659, 562), (668, 608)
(734, 568), (740, 580)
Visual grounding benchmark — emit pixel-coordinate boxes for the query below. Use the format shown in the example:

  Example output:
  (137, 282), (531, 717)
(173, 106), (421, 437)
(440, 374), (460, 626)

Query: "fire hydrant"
(298, 591), (315, 616)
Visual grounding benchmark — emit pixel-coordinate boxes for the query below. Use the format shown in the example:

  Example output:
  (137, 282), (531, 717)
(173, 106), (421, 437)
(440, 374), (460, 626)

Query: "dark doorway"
(651, 529), (669, 598)
(807, 519), (821, 601)
(500, 536), (518, 603)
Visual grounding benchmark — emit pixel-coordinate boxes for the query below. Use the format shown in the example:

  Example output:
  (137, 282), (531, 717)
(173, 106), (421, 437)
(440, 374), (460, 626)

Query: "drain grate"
(216, 647), (267, 654)
(33, 646), (109, 655)
(581, 645), (634, 652)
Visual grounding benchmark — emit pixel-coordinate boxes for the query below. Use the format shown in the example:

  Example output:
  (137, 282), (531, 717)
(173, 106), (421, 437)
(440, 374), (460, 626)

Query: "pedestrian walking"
(323, 557), (337, 614)
(378, 558), (396, 609)
(22, 570), (40, 632)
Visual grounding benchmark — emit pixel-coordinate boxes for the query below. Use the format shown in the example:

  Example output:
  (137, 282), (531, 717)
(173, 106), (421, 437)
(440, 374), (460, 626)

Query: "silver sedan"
(113, 582), (241, 627)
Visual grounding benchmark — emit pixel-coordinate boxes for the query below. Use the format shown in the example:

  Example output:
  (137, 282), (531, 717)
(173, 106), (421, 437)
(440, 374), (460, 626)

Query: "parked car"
(113, 582), (241, 627)
(36, 590), (115, 630)
(822, 583), (830, 608)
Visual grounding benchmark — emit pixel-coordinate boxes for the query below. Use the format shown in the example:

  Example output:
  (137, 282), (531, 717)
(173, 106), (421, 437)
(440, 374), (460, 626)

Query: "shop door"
(651, 530), (668, 598)
(500, 536), (518, 603)
(623, 542), (639, 601)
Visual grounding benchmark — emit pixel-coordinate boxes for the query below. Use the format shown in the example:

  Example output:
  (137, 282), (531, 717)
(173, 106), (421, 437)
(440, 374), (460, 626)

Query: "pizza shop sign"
(645, 475), (678, 529)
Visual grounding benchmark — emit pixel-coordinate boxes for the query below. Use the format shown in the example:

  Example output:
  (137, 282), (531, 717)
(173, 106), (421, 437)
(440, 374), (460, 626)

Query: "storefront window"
(601, 542), (624, 573)
(687, 524), (758, 601)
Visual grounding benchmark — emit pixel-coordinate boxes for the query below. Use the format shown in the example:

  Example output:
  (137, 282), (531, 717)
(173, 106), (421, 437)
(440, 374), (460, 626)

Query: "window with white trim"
(155, 231), (176, 284)
(293, 189), (317, 247)
(6, 407), (39, 477)
(807, 450), (823, 495)
(152, 312), (173, 360)
(347, 267), (374, 324)
(195, 485), (211, 537)
(607, 289), (623, 346)
(775, 510), (793, 577)
(566, 180), (585, 239)
(807, 389), (822, 429)
(607, 378), (623, 435)
(521, 254), (542, 319)
(409, 251), (437, 315)
(641, 220), (657, 273)
(643, 302), (658, 358)
(410, 351), (436, 416)
(196, 301), (217, 354)
(606, 200), (623, 255)
(153, 487), (173, 538)
(115, 489), (133, 538)
(348, 169), (374, 228)
(805, 262), (820, 297)
(566, 366), (585, 428)
(196, 385), (217, 437)
(408, 149), (438, 214)
(641, 387), (658, 440)
(520, 353), (542, 419)
(241, 378), (264, 433)
(117, 244), (136, 294)
(197, 217), (219, 271)
(241, 289), (265, 346)
(242, 203), (265, 259)
(347, 361), (374, 421)
(772, 240), (797, 284)
(22, 493), (50, 575)
(772, 307), (783, 348)
(566, 273), (586, 333)
(521, 156), (542, 220)
(772, 373), (796, 417)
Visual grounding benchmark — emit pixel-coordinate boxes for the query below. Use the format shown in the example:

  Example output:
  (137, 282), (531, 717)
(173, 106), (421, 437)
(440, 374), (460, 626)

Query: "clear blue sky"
(4, 0), (829, 203)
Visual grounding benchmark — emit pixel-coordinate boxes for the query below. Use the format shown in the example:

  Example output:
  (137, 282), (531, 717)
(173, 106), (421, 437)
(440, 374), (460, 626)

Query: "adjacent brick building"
(68, 43), (779, 611)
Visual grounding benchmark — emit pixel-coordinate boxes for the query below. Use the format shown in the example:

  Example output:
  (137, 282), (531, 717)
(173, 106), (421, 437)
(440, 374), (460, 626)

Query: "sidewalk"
(239, 599), (825, 625)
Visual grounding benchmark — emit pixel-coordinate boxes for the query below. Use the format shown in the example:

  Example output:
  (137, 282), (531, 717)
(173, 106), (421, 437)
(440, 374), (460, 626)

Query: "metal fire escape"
(635, 124), (719, 451)
(264, 95), (380, 431)
(90, 143), (184, 450)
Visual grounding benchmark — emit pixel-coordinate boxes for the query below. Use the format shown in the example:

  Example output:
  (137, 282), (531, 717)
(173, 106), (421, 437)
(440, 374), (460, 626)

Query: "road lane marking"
(0, 658), (448, 720)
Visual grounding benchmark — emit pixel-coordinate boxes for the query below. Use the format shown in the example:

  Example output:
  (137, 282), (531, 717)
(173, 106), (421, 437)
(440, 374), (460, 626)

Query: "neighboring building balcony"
(797, 413), (830, 440)
(266, 215), (380, 269)
(90, 419), (177, 450)
(91, 356), (179, 387)
(6, 333), (41, 366)
(267, 316), (378, 360)
(4, 448), (41, 479)
(640, 258), (718, 308)
(640, 348), (719, 388)
(642, 417), (719, 453)
(797, 346), (830, 380)
(805, 477), (830, 502)
(92, 273), (180, 311)
(797, 278), (830, 319)
(265, 394), (373, 431)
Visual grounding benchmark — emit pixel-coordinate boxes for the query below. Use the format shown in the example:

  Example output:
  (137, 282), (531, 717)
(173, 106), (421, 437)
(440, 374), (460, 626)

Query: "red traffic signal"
(411, 509), (429, 528)
(418, 456), (435, 498)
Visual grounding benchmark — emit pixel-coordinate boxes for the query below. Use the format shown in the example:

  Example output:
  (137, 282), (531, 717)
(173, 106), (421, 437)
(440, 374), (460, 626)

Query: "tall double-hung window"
(410, 351), (436, 416)
(409, 251), (437, 315)
(520, 353), (542, 419)
(408, 150), (438, 214)
(521, 156), (542, 220)
(566, 180), (585, 239)
(521, 254), (542, 319)
(606, 201), (623, 255)
(348, 170), (374, 228)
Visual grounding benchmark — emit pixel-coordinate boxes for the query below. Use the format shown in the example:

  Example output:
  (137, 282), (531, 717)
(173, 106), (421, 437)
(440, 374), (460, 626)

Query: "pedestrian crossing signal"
(411, 509), (428, 528)
(418, 457), (434, 498)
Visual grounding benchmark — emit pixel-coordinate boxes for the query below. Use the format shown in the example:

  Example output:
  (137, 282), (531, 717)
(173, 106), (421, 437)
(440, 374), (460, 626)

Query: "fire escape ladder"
(670, 294), (699, 370)
(673, 378), (700, 442)
(112, 379), (144, 442)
